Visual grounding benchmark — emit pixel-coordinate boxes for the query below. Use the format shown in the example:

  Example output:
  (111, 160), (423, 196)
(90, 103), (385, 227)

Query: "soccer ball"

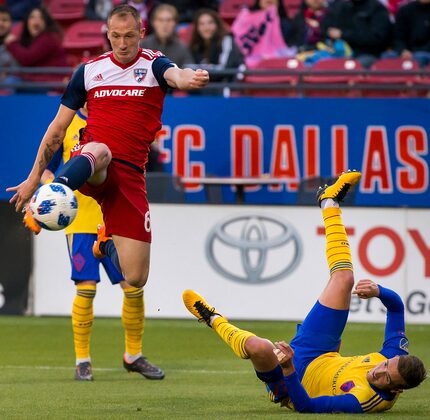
(29, 183), (78, 231)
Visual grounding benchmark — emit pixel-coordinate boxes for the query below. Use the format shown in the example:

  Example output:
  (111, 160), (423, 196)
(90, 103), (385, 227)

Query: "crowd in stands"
(0, 0), (429, 94)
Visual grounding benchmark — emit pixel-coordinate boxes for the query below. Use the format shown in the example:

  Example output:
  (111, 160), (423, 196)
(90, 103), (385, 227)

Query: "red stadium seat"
(303, 58), (364, 97)
(361, 58), (420, 97)
(220, 0), (253, 24)
(47, 0), (86, 24)
(415, 63), (430, 97)
(244, 57), (305, 97)
(63, 21), (107, 67)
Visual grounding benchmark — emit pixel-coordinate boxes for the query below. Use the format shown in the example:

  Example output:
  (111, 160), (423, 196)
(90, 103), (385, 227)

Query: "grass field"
(0, 316), (429, 419)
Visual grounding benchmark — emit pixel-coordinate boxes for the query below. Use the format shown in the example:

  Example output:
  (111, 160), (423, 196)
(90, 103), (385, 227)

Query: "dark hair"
(0, 6), (12, 18)
(190, 9), (226, 64)
(20, 6), (61, 47)
(250, 0), (289, 19)
(108, 4), (141, 27)
(398, 355), (427, 389)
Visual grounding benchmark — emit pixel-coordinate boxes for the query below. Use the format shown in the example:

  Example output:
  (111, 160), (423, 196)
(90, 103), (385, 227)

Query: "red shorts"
(71, 145), (151, 242)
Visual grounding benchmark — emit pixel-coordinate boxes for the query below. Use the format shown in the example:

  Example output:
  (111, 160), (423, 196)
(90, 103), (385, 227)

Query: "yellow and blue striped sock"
(122, 287), (144, 360)
(72, 284), (96, 363)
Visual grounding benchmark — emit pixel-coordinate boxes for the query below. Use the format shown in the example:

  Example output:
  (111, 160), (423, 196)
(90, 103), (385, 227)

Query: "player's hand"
(274, 341), (295, 374)
(189, 69), (209, 89)
(6, 178), (39, 212)
(352, 279), (380, 299)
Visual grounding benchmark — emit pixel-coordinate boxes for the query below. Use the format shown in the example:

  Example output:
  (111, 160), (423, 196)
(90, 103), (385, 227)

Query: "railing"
(1, 66), (429, 95)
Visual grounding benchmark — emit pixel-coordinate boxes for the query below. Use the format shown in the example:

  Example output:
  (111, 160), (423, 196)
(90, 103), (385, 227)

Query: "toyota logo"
(205, 213), (302, 284)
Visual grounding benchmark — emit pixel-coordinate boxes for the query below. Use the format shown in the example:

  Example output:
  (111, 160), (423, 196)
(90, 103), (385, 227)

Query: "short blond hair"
(151, 4), (178, 23)
(108, 4), (141, 26)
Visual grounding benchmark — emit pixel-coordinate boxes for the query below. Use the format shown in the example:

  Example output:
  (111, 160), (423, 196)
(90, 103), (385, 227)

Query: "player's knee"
(95, 145), (112, 169)
(125, 270), (149, 289)
(245, 337), (274, 358)
(331, 270), (354, 292)
(83, 143), (112, 169)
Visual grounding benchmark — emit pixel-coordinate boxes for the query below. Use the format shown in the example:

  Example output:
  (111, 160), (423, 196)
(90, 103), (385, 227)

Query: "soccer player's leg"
(102, 250), (164, 380)
(183, 290), (288, 403)
(290, 171), (362, 378)
(67, 233), (100, 381)
(54, 142), (111, 191)
(317, 169), (361, 310)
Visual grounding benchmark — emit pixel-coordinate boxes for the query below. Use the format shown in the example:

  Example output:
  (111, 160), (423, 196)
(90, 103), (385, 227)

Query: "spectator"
(323, 0), (393, 67)
(289, 0), (329, 52)
(232, 0), (296, 67)
(0, 6), (16, 68)
(85, 0), (114, 21)
(190, 9), (243, 74)
(5, 6), (68, 85)
(393, 0), (430, 67)
(6, 0), (40, 21)
(250, 0), (292, 43)
(141, 4), (193, 68)
(155, 1), (219, 24)
(124, 0), (153, 28)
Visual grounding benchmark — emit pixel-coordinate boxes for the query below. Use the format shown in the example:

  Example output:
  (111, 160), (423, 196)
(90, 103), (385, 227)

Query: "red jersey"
(61, 48), (175, 169)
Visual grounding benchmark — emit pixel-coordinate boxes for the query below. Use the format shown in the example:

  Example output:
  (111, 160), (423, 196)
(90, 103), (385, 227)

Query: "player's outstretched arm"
(164, 67), (209, 90)
(274, 342), (363, 413)
(6, 105), (76, 211)
(354, 279), (407, 358)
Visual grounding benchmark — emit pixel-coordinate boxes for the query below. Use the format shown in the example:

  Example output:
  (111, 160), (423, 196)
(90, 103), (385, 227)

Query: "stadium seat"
(47, 0), (86, 25)
(243, 57), (305, 97)
(412, 63), (430, 97)
(220, 0), (253, 24)
(303, 58), (364, 97)
(360, 58), (420, 97)
(63, 21), (107, 67)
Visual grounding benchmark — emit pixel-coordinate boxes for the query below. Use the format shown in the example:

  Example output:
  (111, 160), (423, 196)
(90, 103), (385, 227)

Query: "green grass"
(0, 317), (429, 419)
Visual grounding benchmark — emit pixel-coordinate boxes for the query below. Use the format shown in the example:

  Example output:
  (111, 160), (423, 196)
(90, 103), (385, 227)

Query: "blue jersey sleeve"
(46, 144), (63, 173)
(152, 56), (176, 91)
(284, 372), (363, 413)
(378, 285), (409, 358)
(61, 64), (87, 110)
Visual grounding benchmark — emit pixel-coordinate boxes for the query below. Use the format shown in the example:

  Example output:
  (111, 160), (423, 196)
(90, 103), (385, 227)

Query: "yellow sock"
(122, 287), (144, 357)
(323, 207), (353, 274)
(72, 284), (96, 361)
(212, 317), (255, 359)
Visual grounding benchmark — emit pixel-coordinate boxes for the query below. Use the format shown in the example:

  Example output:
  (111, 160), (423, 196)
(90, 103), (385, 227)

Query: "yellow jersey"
(302, 352), (398, 413)
(61, 111), (103, 235)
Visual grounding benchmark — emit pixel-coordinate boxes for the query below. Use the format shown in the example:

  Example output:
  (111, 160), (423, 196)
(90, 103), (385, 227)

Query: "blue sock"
(256, 365), (289, 403)
(54, 155), (94, 191)
(102, 239), (122, 274)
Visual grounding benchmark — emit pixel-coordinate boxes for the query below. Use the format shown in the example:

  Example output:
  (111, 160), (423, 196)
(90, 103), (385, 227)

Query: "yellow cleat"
(92, 224), (112, 259)
(23, 205), (41, 235)
(182, 290), (221, 327)
(317, 170), (361, 207)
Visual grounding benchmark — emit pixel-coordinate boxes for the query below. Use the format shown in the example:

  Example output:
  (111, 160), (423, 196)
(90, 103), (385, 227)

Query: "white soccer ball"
(29, 183), (78, 231)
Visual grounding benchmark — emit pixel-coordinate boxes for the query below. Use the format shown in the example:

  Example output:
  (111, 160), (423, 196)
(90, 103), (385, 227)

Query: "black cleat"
(123, 356), (165, 380)
(75, 362), (93, 381)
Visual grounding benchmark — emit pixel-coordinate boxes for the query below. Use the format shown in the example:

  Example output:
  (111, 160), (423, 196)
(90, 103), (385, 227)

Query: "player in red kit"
(7, 4), (209, 377)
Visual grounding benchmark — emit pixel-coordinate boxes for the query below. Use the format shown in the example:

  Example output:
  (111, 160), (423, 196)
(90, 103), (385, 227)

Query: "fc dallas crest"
(134, 68), (147, 83)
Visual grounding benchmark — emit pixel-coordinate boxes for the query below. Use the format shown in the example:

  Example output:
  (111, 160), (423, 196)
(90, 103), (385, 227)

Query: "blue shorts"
(290, 301), (349, 380)
(66, 233), (123, 284)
